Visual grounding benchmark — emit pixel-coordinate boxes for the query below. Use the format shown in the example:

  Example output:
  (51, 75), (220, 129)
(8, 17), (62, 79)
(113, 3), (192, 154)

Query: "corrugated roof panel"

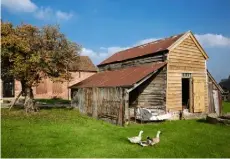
(70, 62), (166, 88)
(98, 33), (184, 66)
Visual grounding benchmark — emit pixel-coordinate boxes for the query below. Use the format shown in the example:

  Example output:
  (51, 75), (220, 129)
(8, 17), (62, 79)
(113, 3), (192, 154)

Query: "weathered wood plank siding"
(98, 52), (166, 71)
(208, 75), (222, 114)
(167, 35), (208, 112)
(129, 66), (167, 111)
(208, 76), (215, 113)
(73, 87), (125, 125)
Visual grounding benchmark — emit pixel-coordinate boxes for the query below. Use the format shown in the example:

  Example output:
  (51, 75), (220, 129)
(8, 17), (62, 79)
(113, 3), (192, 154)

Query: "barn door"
(193, 78), (205, 112)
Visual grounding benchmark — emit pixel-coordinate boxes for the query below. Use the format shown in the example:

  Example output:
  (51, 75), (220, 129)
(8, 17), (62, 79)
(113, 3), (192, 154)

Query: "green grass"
(223, 102), (230, 113)
(35, 98), (70, 104)
(1, 108), (230, 158)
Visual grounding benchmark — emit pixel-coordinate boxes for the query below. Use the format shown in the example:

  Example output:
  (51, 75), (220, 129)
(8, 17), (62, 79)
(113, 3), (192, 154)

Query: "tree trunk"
(9, 91), (22, 110)
(24, 86), (38, 113)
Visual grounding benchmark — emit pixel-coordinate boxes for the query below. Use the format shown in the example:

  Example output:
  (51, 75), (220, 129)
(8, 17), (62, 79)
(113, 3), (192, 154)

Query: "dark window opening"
(3, 78), (15, 97)
(182, 78), (190, 110)
(71, 89), (78, 99)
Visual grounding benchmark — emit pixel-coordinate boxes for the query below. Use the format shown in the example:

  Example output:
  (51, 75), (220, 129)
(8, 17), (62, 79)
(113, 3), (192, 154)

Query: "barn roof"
(68, 56), (97, 72)
(70, 62), (166, 88)
(98, 33), (185, 66)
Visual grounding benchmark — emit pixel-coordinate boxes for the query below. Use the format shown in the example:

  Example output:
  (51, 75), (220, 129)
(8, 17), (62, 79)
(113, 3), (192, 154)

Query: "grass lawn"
(1, 108), (230, 158)
(223, 102), (230, 113)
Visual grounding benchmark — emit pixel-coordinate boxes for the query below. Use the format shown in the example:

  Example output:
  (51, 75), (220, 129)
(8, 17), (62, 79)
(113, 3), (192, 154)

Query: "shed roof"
(70, 62), (166, 88)
(98, 33), (184, 66)
(68, 56), (97, 72)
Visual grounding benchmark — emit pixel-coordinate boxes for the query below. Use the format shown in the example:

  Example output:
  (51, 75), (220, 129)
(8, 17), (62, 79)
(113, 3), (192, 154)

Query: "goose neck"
(156, 132), (161, 138)
(138, 132), (143, 137)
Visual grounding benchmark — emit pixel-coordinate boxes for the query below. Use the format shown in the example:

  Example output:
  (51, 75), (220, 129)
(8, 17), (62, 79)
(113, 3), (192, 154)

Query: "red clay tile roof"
(69, 56), (97, 72)
(70, 62), (166, 88)
(98, 33), (184, 66)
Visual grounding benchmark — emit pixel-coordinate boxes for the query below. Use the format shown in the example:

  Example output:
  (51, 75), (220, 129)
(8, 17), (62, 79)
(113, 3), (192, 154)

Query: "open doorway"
(182, 78), (190, 110)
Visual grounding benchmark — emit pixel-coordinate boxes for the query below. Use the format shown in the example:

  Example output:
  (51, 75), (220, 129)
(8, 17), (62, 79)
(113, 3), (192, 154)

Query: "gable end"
(168, 31), (209, 59)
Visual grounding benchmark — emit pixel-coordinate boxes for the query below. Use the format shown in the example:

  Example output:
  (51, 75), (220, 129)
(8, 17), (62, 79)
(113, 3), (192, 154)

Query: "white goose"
(127, 130), (144, 144)
(149, 130), (161, 145)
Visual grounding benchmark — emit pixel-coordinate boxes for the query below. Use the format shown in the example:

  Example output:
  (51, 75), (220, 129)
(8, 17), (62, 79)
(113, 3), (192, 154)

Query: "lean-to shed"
(71, 63), (166, 125)
(207, 70), (224, 115)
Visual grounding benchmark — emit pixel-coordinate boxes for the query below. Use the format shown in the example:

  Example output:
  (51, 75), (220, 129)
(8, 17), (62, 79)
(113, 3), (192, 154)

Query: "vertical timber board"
(86, 88), (88, 114)
(97, 88), (101, 117)
(81, 88), (84, 113)
(189, 78), (193, 112)
(193, 78), (205, 112)
(90, 88), (93, 115)
(208, 82), (215, 113)
(78, 88), (84, 113)
(92, 88), (98, 118)
(82, 88), (86, 114)
(218, 91), (222, 115)
(213, 90), (220, 115)
(118, 87), (123, 126)
(125, 88), (130, 123)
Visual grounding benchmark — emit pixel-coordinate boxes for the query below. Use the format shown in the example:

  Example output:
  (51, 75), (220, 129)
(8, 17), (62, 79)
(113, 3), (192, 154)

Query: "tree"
(1, 21), (81, 112)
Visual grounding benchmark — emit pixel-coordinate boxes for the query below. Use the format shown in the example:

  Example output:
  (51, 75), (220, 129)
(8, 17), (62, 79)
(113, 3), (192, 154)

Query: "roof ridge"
(109, 31), (186, 56)
(98, 31), (187, 66)
(130, 31), (187, 50)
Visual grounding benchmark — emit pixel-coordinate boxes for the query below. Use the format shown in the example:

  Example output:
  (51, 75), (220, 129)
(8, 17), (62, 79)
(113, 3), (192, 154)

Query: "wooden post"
(117, 87), (123, 126)
(82, 88), (86, 114)
(124, 89), (129, 125)
(92, 88), (98, 118)
(218, 91), (222, 115)
(189, 78), (193, 113)
(208, 82), (214, 113)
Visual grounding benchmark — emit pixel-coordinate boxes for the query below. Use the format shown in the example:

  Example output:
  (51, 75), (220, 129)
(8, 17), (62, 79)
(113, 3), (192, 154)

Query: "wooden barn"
(70, 31), (223, 125)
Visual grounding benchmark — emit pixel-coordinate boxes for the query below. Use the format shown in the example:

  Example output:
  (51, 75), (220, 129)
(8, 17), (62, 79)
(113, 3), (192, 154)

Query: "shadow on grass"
(12, 104), (73, 111)
(196, 118), (208, 123)
(35, 98), (70, 105)
(129, 117), (166, 125)
(38, 106), (73, 110)
(196, 118), (228, 126)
